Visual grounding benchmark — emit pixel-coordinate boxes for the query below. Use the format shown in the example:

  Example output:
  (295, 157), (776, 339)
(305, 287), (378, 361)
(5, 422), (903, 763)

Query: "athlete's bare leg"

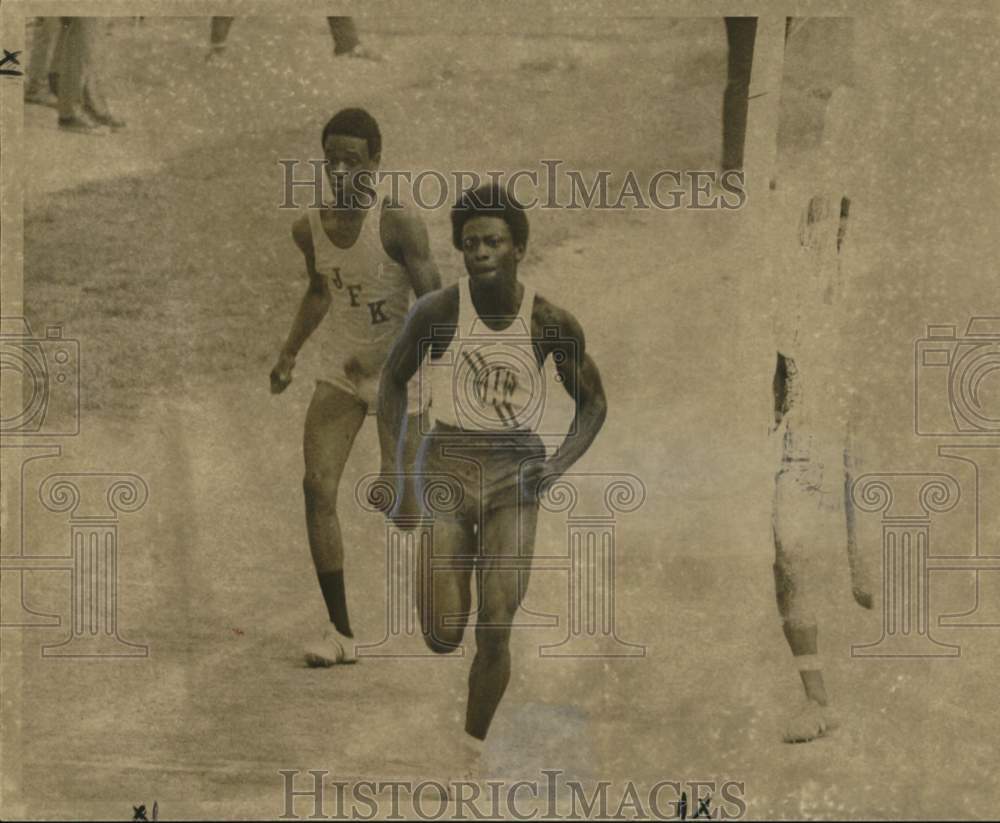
(772, 353), (839, 742)
(466, 497), (539, 740)
(417, 513), (475, 653)
(302, 380), (366, 663)
(304, 381), (367, 573)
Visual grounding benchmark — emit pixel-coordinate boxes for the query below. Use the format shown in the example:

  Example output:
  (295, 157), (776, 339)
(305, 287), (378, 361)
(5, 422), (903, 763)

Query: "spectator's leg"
(327, 17), (383, 60)
(25, 17), (60, 100)
(327, 17), (360, 55)
(722, 17), (757, 171)
(210, 16), (235, 47)
(57, 18), (87, 120)
(49, 18), (68, 94)
(207, 16), (236, 60)
(82, 48), (124, 129)
(57, 18), (107, 133)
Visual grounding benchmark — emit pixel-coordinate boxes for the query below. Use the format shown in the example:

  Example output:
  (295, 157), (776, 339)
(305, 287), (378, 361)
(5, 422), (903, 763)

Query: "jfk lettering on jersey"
(328, 267), (389, 325)
(464, 349), (520, 427)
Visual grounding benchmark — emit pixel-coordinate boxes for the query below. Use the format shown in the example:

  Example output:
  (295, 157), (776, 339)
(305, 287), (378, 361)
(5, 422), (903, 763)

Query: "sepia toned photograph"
(1, 1), (998, 819)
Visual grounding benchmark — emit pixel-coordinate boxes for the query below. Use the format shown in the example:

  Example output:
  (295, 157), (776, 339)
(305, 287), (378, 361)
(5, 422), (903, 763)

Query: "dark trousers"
(722, 17), (797, 171)
(722, 17), (757, 172)
(56, 18), (110, 121)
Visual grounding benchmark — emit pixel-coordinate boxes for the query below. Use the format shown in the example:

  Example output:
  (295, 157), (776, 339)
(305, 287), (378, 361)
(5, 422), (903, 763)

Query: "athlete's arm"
(536, 300), (608, 484)
(374, 288), (457, 510)
(270, 217), (332, 394)
(382, 205), (442, 298)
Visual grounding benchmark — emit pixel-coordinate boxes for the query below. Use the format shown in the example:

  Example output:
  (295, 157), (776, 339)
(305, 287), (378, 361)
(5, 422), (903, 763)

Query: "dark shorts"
(415, 422), (546, 523)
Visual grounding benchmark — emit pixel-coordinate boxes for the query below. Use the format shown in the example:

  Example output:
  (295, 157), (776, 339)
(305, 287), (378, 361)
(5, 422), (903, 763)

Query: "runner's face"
(461, 217), (523, 283)
(323, 135), (378, 205)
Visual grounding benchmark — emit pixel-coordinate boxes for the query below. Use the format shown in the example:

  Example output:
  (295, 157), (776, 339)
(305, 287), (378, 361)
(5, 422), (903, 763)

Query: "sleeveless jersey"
(306, 200), (412, 372)
(428, 277), (545, 433)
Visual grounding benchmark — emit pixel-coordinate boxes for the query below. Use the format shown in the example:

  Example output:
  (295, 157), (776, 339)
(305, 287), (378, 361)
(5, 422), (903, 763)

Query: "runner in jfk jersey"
(376, 183), (608, 754)
(270, 108), (440, 667)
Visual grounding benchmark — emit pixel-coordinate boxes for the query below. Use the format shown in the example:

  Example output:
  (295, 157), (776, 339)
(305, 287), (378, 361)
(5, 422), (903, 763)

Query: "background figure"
(207, 16), (382, 62)
(207, 16), (235, 61)
(24, 17), (62, 106)
(722, 17), (798, 171)
(721, 17), (756, 172)
(56, 18), (125, 134)
(767, 17), (870, 743)
(326, 17), (361, 55)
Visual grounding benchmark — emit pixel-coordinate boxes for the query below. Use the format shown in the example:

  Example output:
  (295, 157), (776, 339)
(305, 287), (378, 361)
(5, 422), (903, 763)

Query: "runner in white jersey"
(301, 185), (419, 403)
(270, 108), (440, 667)
(376, 184), (608, 768)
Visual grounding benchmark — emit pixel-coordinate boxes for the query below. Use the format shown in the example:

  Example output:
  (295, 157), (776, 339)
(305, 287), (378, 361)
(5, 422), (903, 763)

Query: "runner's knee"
(422, 624), (464, 654)
(475, 622), (512, 660)
(303, 470), (339, 508)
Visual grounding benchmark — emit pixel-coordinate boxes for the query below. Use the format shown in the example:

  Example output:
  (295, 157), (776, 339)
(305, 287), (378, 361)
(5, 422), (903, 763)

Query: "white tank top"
(306, 200), (412, 361)
(429, 277), (545, 432)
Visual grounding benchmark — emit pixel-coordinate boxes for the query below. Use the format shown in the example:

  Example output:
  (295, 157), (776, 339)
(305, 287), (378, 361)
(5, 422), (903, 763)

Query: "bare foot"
(783, 700), (839, 743)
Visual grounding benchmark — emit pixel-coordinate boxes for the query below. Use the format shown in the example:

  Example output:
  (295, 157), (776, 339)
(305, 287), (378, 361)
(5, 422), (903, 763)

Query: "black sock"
(317, 570), (353, 638)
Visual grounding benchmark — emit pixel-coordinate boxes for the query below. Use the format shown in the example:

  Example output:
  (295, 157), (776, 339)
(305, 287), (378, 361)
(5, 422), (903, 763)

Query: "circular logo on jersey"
(453, 342), (545, 431)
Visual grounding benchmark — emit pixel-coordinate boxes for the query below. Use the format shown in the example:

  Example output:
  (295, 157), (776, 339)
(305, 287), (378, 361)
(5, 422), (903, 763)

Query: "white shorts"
(318, 368), (426, 417)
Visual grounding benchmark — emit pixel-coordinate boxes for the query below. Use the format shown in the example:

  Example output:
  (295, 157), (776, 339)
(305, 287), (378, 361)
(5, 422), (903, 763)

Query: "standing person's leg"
(327, 16), (384, 61)
(207, 16), (236, 61)
(722, 17), (757, 172)
(25, 17), (60, 103)
(327, 17), (360, 55)
(49, 18), (67, 94)
(301, 381), (368, 666)
(80, 20), (124, 130)
(771, 352), (840, 742)
(57, 18), (102, 133)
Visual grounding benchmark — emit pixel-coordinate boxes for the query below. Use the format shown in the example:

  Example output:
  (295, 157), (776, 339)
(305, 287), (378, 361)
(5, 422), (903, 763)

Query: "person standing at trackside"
(766, 17), (873, 744)
(207, 17), (384, 63)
